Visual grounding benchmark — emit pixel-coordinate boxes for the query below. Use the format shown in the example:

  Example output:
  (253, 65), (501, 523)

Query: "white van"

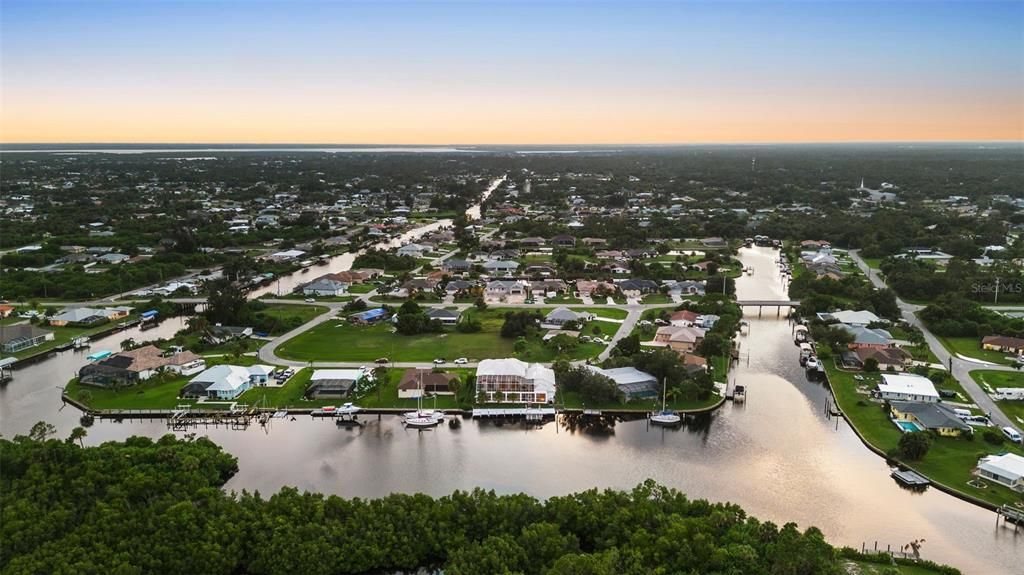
(1002, 426), (1023, 444)
(952, 408), (971, 420)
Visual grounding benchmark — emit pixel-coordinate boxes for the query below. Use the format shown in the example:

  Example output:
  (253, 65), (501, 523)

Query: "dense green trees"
(500, 310), (543, 338)
(1, 430), (883, 575)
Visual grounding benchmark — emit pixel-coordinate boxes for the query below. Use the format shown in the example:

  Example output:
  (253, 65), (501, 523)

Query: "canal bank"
(1, 246), (1021, 573)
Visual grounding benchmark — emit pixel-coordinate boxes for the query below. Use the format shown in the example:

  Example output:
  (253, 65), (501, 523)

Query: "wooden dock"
(891, 468), (930, 487)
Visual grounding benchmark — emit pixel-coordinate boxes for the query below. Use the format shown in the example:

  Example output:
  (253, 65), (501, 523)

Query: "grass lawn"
(641, 293), (672, 304)
(347, 283), (377, 294)
(370, 294), (442, 304)
(272, 293), (353, 303)
(352, 368), (475, 410)
(576, 306), (628, 320)
(258, 304), (327, 325)
(970, 370), (1024, 425)
(826, 361), (1024, 508)
(861, 257), (883, 270)
(276, 308), (605, 363)
(941, 337), (1015, 366)
(66, 374), (193, 410)
(545, 294), (583, 304)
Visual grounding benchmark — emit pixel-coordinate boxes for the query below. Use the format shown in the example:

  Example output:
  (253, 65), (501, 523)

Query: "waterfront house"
(854, 347), (912, 371)
(49, 306), (131, 327)
(306, 369), (366, 398)
(181, 364), (274, 400)
(817, 310), (884, 327)
(649, 325), (706, 354)
(397, 243), (430, 258)
(877, 373), (939, 403)
(397, 368), (458, 398)
(981, 335), (1024, 355)
(585, 365), (658, 400)
(78, 345), (205, 387)
(839, 325), (894, 350)
(302, 277), (349, 297)
(975, 453), (1024, 492)
(0, 325), (54, 353)
(349, 308), (390, 324)
(889, 401), (972, 436)
(204, 325), (253, 345)
(475, 358), (556, 404)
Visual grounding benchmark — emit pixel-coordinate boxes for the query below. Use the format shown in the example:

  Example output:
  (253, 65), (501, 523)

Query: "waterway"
(247, 175), (503, 298)
(1, 247), (1018, 573)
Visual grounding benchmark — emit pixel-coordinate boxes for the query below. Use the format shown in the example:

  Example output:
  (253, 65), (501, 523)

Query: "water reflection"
(0, 248), (1020, 572)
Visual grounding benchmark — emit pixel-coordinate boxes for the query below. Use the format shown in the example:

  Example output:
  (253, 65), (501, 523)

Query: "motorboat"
(805, 357), (820, 370)
(336, 402), (361, 415)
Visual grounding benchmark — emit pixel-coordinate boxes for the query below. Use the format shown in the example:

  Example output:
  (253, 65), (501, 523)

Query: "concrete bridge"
(735, 300), (801, 318)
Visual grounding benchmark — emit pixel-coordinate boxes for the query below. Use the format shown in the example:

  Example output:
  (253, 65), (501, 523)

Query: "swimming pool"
(895, 420), (924, 433)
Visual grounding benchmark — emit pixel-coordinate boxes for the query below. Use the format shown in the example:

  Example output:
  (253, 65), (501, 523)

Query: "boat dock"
(891, 468), (930, 487)
(473, 407), (556, 420)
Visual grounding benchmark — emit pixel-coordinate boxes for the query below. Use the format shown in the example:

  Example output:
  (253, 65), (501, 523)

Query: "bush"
(982, 430), (1005, 446)
(897, 431), (932, 460)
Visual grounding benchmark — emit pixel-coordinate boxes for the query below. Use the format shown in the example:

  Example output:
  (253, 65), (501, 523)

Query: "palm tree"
(68, 426), (87, 448)
(120, 338), (136, 351)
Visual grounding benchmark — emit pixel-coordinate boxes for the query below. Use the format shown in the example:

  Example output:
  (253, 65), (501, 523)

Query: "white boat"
(805, 357), (820, 370)
(336, 402), (361, 415)
(404, 371), (443, 427)
(650, 378), (681, 426)
(72, 336), (91, 349)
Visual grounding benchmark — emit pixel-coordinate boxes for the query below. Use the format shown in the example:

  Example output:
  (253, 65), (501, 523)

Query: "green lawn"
(272, 293), (353, 303)
(826, 361), (1024, 508)
(641, 293), (672, 304)
(347, 283), (377, 294)
(971, 370), (1024, 425)
(861, 257), (883, 270)
(258, 304), (327, 325)
(545, 294), (584, 304)
(276, 308), (605, 363)
(941, 337), (1016, 366)
(576, 306), (629, 320)
(353, 368), (475, 410)
(370, 294), (442, 304)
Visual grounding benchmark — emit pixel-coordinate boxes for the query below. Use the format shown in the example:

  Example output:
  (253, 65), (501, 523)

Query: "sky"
(1, 0), (1022, 144)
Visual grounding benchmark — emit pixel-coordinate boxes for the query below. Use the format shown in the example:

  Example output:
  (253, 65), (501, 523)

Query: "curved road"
(850, 250), (1020, 430)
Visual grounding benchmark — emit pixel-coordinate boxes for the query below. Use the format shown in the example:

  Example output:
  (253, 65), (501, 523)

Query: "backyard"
(825, 361), (1024, 508)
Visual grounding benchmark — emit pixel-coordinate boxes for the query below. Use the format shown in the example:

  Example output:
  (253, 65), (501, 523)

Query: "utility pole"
(994, 276), (1001, 305)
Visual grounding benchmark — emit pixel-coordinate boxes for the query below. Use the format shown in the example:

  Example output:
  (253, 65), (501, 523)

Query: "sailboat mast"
(662, 377), (667, 412)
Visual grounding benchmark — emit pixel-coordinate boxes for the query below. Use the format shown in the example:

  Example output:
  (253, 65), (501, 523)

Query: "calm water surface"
(1, 247), (1019, 573)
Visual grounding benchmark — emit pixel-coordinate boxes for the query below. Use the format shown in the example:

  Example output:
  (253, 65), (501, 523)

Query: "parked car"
(305, 298), (316, 303)
(1002, 426), (1022, 444)
(433, 358), (446, 365)
(454, 357), (468, 364)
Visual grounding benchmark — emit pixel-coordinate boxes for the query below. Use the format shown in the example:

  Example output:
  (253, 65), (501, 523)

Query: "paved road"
(850, 250), (1019, 430)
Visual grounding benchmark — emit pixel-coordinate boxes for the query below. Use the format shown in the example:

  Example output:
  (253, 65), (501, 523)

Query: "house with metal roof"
(306, 368), (366, 398)
(975, 453), (1024, 492)
(302, 277), (349, 297)
(181, 364), (274, 400)
(585, 365), (658, 400)
(877, 373), (939, 403)
(0, 325), (54, 353)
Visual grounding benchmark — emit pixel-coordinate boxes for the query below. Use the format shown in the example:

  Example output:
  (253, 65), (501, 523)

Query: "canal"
(0, 246), (1018, 573)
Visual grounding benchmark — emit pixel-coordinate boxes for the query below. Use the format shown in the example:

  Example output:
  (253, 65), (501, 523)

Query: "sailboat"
(405, 370), (443, 428)
(650, 378), (682, 426)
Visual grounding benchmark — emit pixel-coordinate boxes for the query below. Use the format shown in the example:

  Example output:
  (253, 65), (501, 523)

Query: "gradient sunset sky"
(1, 0), (1022, 144)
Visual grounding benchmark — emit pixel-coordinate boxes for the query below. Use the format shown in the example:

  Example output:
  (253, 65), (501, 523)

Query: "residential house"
(78, 345), (205, 387)
(302, 277), (349, 297)
(349, 308), (390, 324)
(49, 306), (132, 327)
(669, 280), (706, 296)
(397, 368), (458, 398)
(519, 237), (546, 248)
(817, 310), (883, 327)
(575, 280), (616, 298)
(618, 279), (659, 298)
(839, 325), (893, 350)
(425, 308), (461, 326)
(854, 347), (912, 371)
(181, 364), (274, 400)
(442, 259), (472, 274)
(482, 260), (520, 276)
(585, 365), (658, 400)
(0, 325), (55, 353)
(475, 358), (556, 403)
(485, 280), (527, 303)
(982, 335), (1024, 355)
(524, 264), (557, 277)
(445, 279), (476, 295)
(530, 279), (567, 296)
(306, 369), (366, 398)
(544, 307), (592, 327)
(695, 314), (719, 329)
(550, 235), (576, 247)
(975, 453), (1024, 492)
(877, 373), (939, 403)
(397, 243), (430, 258)
(0, 305), (14, 318)
(650, 325), (706, 354)
(205, 325), (253, 345)
(669, 310), (700, 326)
(889, 401), (972, 436)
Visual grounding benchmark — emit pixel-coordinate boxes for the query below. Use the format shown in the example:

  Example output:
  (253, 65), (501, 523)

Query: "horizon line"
(2, 139), (1023, 147)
